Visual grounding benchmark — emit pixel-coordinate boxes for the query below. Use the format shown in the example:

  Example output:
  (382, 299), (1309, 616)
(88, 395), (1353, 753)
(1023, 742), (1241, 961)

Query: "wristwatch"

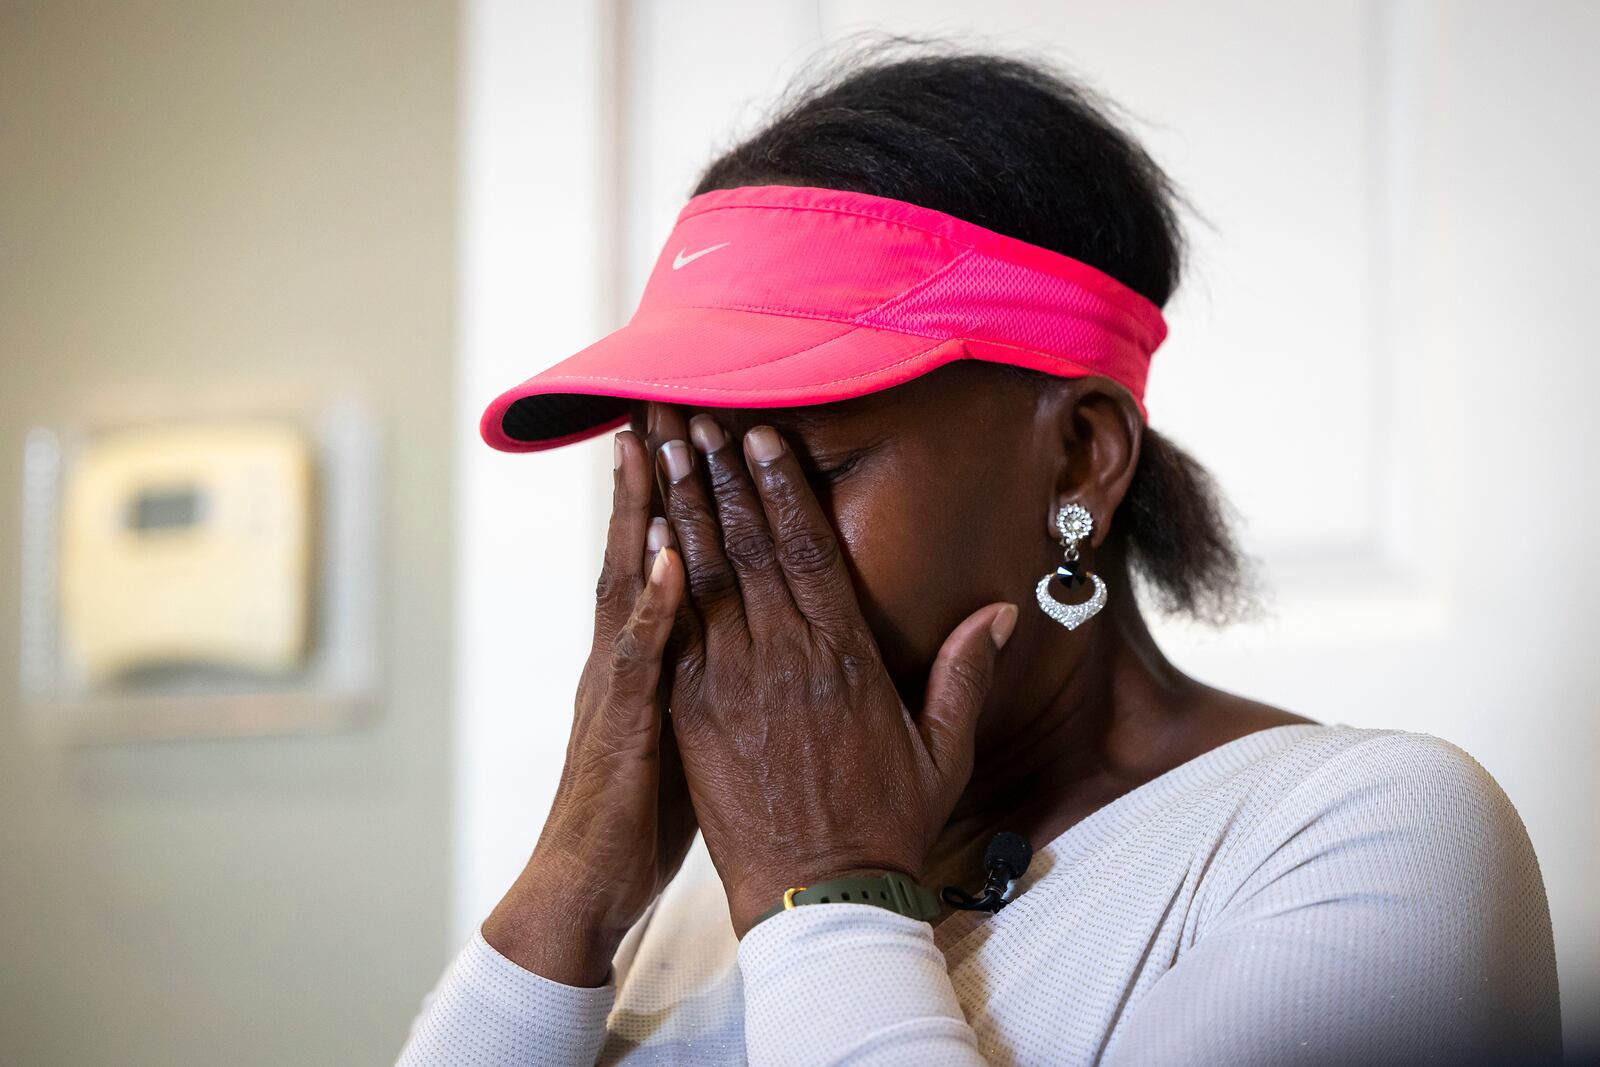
(750, 871), (942, 928)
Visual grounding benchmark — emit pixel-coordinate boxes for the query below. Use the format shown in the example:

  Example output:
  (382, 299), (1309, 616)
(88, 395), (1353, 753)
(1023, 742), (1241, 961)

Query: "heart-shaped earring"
(1034, 503), (1107, 631)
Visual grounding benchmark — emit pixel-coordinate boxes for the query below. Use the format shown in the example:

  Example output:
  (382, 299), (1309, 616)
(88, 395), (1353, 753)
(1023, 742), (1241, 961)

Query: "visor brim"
(480, 306), (966, 452)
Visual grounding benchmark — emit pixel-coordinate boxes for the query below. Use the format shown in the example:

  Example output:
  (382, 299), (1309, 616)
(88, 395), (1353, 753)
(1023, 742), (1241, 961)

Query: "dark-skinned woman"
(397, 47), (1560, 1067)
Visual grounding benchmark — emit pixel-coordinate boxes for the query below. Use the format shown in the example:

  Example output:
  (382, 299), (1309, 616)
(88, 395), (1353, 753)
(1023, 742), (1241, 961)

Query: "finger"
(658, 436), (747, 633)
(742, 425), (867, 638)
(918, 602), (1017, 781)
(605, 546), (686, 736)
(645, 400), (689, 494)
(645, 399), (688, 450)
(642, 518), (697, 670)
(687, 413), (798, 639)
(643, 405), (716, 659)
(644, 400), (687, 522)
(594, 429), (654, 648)
(641, 515), (673, 576)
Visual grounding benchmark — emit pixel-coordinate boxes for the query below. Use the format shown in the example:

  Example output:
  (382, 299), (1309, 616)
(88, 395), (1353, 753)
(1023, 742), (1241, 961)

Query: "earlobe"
(1048, 381), (1142, 549)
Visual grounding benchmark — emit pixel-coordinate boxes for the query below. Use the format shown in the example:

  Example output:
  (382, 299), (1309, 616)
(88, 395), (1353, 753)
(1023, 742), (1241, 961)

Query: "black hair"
(690, 34), (1265, 626)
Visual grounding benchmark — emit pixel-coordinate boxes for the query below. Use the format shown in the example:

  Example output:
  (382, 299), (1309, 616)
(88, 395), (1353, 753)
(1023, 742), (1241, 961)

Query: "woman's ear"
(1045, 378), (1143, 550)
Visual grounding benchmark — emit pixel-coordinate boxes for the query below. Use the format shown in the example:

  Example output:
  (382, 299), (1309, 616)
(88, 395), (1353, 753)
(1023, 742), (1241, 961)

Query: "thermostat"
(58, 420), (316, 683)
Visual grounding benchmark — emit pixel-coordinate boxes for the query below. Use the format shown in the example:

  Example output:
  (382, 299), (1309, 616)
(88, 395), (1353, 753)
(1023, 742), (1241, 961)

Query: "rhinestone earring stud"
(1035, 502), (1107, 631)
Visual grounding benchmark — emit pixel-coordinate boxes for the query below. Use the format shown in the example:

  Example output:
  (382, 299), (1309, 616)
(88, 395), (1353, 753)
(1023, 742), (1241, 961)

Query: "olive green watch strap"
(751, 871), (941, 929)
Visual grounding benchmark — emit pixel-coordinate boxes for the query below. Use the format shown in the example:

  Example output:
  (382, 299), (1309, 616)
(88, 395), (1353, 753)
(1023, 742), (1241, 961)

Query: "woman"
(398, 44), (1560, 1066)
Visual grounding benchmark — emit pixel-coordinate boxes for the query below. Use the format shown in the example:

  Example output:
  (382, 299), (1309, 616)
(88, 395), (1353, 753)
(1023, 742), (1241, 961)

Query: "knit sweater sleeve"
(393, 905), (986, 1067)
(1100, 732), (1563, 1067)
(736, 903), (988, 1066)
(393, 926), (614, 1067)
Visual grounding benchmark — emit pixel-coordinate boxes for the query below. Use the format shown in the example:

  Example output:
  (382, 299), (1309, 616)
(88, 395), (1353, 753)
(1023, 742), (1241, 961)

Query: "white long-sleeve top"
(395, 724), (1562, 1065)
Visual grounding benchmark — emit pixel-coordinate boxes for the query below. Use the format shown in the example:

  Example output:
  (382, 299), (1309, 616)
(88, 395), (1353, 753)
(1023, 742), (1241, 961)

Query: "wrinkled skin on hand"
(648, 405), (1017, 936)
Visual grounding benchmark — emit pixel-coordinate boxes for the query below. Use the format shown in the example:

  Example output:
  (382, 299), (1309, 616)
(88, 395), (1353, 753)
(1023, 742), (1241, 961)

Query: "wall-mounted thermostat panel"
(19, 405), (379, 746)
(59, 421), (315, 683)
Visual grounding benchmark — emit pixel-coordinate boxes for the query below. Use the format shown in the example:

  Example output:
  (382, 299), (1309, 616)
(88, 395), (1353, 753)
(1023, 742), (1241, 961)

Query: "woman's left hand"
(651, 409), (1018, 936)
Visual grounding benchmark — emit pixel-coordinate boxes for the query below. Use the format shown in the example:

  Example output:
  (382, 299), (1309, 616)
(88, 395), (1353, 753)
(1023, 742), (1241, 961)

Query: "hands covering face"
(645, 403), (1019, 936)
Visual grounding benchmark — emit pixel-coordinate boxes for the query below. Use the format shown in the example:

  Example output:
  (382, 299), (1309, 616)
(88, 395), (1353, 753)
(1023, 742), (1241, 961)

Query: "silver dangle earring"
(1035, 502), (1107, 631)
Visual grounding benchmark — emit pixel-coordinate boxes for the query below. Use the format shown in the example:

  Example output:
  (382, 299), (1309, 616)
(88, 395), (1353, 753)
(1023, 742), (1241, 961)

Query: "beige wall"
(0, 2), (455, 1064)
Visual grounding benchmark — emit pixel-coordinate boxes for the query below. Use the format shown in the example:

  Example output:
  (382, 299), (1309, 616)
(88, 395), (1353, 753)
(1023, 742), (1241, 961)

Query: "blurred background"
(1, 1), (1595, 1063)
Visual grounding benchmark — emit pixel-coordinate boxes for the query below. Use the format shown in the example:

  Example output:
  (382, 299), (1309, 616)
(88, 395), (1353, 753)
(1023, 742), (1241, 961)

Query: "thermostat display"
(128, 487), (205, 531)
(59, 421), (315, 683)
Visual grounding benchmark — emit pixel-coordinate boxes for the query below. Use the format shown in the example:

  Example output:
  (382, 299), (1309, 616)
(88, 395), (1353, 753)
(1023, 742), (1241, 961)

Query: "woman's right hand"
(481, 426), (697, 987)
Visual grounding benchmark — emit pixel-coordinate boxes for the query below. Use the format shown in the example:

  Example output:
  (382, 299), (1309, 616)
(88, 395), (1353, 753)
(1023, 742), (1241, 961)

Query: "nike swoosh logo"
(672, 241), (731, 269)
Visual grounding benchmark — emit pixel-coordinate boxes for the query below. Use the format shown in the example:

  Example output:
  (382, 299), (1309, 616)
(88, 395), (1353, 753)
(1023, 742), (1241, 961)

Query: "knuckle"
(760, 473), (803, 513)
(663, 514), (740, 600)
(722, 522), (777, 572)
(832, 640), (877, 685)
(609, 624), (650, 673)
(772, 650), (802, 684)
(689, 556), (740, 601)
(665, 485), (709, 523)
(777, 528), (839, 576)
(593, 566), (632, 609)
(746, 643), (795, 684)
(763, 645), (825, 699)
(771, 656), (806, 692)
(705, 458), (744, 496)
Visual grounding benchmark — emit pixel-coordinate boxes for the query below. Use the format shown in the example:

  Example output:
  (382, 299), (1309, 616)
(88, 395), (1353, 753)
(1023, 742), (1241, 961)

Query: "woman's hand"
(656, 412), (1019, 936)
(482, 429), (698, 986)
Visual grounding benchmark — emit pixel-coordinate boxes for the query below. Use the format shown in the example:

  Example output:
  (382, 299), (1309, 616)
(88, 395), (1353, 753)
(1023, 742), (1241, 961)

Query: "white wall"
(452, 0), (626, 940)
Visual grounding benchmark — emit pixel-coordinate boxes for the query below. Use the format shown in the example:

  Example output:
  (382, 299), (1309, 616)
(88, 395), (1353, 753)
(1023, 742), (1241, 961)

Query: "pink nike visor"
(481, 183), (1169, 452)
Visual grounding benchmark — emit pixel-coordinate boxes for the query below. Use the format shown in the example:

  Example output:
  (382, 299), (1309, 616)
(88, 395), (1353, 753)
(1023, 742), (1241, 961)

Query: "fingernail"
(989, 603), (1019, 650)
(646, 516), (669, 552)
(650, 545), (670, 586)
(613, 434), (625, 470)
(688, 414), (727, 454)
(660, 439), (693, 481)
(746, 426), (784, 463)
(646, 402), (659, 437)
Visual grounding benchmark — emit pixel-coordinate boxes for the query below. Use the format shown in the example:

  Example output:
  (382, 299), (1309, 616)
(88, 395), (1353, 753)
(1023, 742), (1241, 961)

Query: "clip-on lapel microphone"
(941, 832), (1033, 913)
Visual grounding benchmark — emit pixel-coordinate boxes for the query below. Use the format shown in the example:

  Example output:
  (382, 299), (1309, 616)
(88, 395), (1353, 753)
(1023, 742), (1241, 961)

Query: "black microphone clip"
(940, 832), (1032, 914)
